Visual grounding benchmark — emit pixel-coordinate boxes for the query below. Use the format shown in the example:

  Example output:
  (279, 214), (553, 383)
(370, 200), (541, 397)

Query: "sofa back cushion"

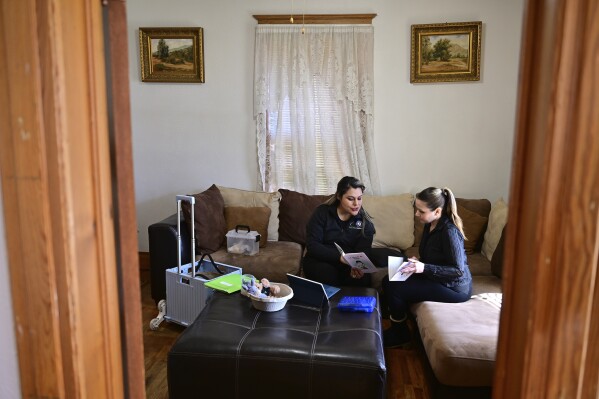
(181, 184), (227, 253)
(217, 185), (281, 241)
(362, 194), (415, 250)
(224, 206), (271, 248)
(491, 225), (507, 278)
(482, 198), (509, 260)
(414, 198), (491, 253)
(278, 189), (332, 246)
(457, 205), (489, 254)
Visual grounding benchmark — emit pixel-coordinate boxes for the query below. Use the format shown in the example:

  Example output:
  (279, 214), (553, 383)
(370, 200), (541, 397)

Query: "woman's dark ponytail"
(416, 187), (466, 239)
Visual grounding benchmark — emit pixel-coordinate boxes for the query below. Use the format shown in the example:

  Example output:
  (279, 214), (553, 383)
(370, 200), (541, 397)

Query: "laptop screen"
(286, 274), (340, 307)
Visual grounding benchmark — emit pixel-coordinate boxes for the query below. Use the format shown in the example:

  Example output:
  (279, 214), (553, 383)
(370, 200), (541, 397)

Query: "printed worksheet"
(388, 256), (414, 281)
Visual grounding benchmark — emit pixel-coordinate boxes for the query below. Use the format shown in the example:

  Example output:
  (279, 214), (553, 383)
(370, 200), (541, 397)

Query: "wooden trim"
(105, 0), (146, 398)
(139, 252), (150, 271)
(0, 0), (124, 397)
(494, 0), (599, 397)
(0, 3), (42, 395)
(2, 0), (597, 398)
(253, 14), (376, 24)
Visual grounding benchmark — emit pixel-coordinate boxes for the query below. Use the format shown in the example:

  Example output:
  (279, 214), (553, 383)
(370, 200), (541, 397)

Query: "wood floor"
(140, 270), (433, 399)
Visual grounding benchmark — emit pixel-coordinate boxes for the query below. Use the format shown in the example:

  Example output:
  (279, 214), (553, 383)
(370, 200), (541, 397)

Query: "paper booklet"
(334, 243), (378, 273)
(388, 256), (415, 281)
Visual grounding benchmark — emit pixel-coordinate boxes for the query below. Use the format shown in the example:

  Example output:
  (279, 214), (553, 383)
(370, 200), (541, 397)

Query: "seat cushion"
(410, 276), (501, 387)
(468, 252), (493, 276)
(471, 275), (502, 295)
(210, 241), (303, 283)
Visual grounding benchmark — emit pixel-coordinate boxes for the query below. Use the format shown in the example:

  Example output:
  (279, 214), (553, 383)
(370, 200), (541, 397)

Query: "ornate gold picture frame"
(139, 27), (204, 83)
(410, 21), (482, 84)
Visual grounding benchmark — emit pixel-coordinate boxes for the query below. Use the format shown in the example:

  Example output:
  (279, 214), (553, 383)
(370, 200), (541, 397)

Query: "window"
(254, 24), (380, 195)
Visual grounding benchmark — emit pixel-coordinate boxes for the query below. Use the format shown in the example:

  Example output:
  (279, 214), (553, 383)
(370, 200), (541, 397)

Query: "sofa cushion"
(482, 198), (508, 260)
(278, 189), (332, 246)
(491, 226), (507, 278)
(224, 206), (271, 248)
(411, 292), (501, 387)
(217, 185), (281, 241)
(181, 184), (227, 253)
(210, 241), (303, 284)
(362, 194), (415, 250)
(471, 275), (502, 295)
(458, 205), (488, 255)
(467, 252), (494, 276)
(456, 198), (492, 218)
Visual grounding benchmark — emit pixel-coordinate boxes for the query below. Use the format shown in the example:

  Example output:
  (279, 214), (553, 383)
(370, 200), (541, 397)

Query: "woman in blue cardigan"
(383, 187), (473, 348)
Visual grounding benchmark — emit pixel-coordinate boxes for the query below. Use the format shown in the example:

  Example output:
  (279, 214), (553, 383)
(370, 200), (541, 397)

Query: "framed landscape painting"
(139, 27), (204, 83)
(410, 21), (482, 83)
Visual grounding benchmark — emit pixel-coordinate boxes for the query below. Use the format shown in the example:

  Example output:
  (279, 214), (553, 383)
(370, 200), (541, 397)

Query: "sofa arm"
(148, 213), (191, 303)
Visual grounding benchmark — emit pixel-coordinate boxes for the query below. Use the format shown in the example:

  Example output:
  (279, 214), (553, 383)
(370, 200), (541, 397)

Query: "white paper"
(388, 256), (414, 281)
(334, 242), (378, 273)
(342, 252), (378, 273)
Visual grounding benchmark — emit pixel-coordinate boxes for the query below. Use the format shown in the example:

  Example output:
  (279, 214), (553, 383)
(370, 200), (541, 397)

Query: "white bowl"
(248, 283), (293, 312)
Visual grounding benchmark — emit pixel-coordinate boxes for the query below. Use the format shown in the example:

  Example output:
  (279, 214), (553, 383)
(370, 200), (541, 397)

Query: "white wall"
(127, 0), (525, 251)
(0, 183), (22, 398)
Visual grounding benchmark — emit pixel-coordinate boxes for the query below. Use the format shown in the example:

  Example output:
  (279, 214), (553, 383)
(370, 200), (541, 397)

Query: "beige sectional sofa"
(148, 184), (508, 395)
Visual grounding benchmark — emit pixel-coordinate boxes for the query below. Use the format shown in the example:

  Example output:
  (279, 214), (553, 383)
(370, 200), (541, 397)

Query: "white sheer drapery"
(254, 25), (380, 195)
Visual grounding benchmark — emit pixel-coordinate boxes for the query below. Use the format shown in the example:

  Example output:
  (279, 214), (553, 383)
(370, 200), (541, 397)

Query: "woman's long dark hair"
(416, 187), (466, 239)
(326, 176), (373, 236)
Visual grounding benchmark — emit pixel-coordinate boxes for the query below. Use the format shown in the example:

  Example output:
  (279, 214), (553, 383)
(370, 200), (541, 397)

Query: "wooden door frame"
(1, 0), (597, 397)
(0, 0), (144, 397)
(494, 0), (599, 397)
(103, 0), (146, 397)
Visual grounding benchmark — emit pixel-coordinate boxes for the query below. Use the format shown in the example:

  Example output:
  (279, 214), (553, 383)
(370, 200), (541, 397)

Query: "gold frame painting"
(410, 21), (482, 84)
(139, 27), (204, 83)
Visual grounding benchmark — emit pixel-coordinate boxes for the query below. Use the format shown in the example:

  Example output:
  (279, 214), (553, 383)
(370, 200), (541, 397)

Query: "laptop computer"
(286, 273), (340, 307)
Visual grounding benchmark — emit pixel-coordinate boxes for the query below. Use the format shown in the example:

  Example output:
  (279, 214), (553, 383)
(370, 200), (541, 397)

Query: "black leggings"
(303, 247), (403, 287)
(382, 274), (472, 320)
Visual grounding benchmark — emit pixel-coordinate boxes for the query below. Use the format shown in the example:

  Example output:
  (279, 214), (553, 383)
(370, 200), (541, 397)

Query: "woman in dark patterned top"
(382, 187), (472, 348)
(303, 176), (403, 287)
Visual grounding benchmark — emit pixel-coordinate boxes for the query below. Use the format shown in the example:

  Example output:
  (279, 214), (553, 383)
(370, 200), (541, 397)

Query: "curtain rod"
(253, 14), (376, 25)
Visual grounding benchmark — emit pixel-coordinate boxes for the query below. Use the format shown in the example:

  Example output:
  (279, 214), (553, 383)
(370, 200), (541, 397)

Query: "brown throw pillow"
(456, 198), (492, 219)
(224, 206), (271, 248)
(181, 184), (227, 253)
(278, 189), (333, 246)
(457, 204), (488, 254)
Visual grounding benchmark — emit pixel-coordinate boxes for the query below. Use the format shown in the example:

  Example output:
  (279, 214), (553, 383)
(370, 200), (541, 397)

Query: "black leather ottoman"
(168, 287), (386, 399)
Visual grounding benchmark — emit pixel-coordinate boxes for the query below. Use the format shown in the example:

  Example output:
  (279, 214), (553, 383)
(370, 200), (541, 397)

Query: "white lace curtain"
(254, 25), (380, 195)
